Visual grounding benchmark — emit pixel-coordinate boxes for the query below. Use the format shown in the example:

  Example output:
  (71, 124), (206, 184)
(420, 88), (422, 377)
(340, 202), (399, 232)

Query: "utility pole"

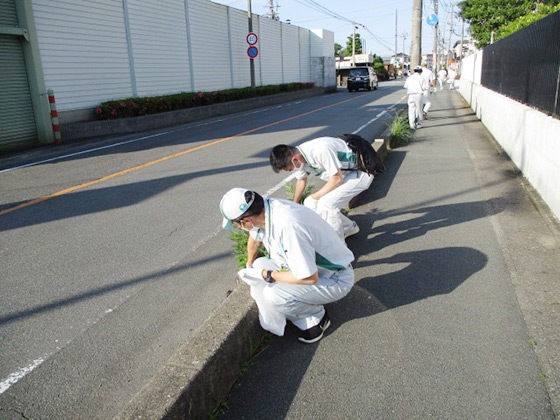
(448, 5), (454, 66)
(433, 0), (438, 70)
(410, 0), (422, 68)
(460, 18), (465, 74)
(248, 0), (255, 87)
(352, 22), (356, 66)
(267, 0), (279, 21)
(402, 32), (407, 67)
(395, 9), (398, 64)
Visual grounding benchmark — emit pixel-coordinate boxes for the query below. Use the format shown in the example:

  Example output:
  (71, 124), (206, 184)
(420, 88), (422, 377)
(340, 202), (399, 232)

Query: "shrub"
(94, 82), (315, 120)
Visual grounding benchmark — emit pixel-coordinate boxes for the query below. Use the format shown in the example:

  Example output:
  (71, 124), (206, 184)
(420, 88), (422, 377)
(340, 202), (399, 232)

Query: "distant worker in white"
(220, 188), (355, 343)
(447, 67), (457, 90)
(420, 62), (437, 118)
(437, 67), (448, 90)
(404, 66), (428, 129)
(269, 136), (374, 239)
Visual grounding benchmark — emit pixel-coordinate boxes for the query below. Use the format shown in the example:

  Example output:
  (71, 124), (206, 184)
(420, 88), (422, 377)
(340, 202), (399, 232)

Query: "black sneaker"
(298, 310), (331, 344)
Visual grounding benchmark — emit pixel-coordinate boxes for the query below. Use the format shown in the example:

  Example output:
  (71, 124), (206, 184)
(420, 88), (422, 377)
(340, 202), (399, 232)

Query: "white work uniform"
(293, 137), (373, 238)
(404, 72), (427, 129)
(448, 69), (457, 89)
(421, 66), (435, 113)
(437, 69), (447, 90)
(250, 198), (355, 334)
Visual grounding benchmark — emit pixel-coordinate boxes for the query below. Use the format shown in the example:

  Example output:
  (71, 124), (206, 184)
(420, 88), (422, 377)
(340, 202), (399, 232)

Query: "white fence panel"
(299, 28), (311, 82)
(32, 0), (133, 111)
(282, 23), (300, 83)
(31, 0), (329, 115)
(127, 0), (190, 96)
(188, 0), (231, 91)
(258, 18), (282, 85)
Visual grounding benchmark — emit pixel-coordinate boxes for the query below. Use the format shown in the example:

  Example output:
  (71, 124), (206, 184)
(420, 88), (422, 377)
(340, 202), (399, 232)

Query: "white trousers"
(253, 257), (354, 332)
(315, 170), (373, 238)
(407, 93), (423, 128)
(422, 90), (431, 113)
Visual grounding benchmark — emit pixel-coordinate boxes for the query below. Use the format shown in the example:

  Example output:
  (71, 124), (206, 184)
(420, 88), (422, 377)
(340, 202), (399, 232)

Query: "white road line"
(352, 96), (407, 134)
(0, 132), (170, 174)
(264, 172), (297, 197)
(0, 100), (305, 174)
(0, 358), (45, 394)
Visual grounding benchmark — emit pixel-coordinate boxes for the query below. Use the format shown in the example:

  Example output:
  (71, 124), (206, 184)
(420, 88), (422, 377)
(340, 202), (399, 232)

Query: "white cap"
(219, 188), (255, 230)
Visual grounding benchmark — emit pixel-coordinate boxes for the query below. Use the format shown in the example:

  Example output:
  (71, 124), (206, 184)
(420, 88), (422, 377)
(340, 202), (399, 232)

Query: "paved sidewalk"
(218, 89), (560, 419)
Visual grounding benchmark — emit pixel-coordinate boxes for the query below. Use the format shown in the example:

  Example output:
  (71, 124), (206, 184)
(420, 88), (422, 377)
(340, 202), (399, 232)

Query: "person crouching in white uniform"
(220, 188), (355, 343)
(404, 65), (428, 129)
(269, 136), (373, 239)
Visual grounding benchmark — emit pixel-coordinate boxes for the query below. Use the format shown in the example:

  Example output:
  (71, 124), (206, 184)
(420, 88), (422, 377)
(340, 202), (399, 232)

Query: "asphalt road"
(0, 81), (407, 419)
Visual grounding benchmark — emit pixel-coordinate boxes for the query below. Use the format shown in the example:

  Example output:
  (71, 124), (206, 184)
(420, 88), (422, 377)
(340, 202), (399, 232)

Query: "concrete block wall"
(460, 52), (560, 221)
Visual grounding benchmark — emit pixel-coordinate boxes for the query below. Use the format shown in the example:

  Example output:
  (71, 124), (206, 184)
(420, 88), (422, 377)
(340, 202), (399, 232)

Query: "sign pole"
(248, 0), (256, 88)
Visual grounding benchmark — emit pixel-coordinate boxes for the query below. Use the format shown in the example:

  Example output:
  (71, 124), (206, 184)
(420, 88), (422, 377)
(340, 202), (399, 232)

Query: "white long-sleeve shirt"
(404, 72), (428, 95)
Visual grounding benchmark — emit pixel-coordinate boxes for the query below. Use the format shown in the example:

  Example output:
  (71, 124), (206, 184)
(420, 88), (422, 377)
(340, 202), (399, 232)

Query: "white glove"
(303, 195), (319, 210)
(237, 267), (264, 286)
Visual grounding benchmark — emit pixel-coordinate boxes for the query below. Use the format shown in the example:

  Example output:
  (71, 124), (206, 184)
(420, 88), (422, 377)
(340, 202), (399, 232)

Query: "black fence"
(481, 11), (560, 117)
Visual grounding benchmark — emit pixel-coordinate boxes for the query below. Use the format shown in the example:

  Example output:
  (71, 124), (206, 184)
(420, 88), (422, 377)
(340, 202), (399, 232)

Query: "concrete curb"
(113, 285), (263, 420)
(113, 137), (390, 420)
(61, 88), (325, 143)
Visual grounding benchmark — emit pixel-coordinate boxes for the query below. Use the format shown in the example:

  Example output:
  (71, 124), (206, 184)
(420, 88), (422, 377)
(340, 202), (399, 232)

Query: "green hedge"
(94, 82), (315, 120)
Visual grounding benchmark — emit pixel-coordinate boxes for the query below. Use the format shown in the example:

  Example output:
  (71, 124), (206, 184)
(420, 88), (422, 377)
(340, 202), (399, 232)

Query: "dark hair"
(232, 191), (264, 223)
(269, 145), (298, 173)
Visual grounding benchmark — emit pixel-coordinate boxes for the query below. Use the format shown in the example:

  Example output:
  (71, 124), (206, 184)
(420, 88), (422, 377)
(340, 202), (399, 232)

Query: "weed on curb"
(387, 110), (413, 148)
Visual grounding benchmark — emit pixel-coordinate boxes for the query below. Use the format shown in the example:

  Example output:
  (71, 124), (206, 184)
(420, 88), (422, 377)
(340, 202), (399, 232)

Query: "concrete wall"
(30, 0), (334, 123)
(460, 52), (560, 221)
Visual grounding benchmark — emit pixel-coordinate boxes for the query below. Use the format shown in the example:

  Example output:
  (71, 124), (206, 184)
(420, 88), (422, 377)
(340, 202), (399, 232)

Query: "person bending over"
(269, 136), (373, 238)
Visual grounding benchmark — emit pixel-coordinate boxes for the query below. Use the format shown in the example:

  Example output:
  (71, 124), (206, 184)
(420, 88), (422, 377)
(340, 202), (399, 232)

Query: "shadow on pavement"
(219, 148), (496, 420)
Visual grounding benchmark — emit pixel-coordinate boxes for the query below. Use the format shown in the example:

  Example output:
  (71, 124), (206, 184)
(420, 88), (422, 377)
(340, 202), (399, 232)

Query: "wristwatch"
(264, 270), (275, 283)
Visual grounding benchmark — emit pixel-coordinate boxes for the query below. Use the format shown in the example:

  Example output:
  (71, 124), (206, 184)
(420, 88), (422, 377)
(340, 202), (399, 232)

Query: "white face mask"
(240, 219), (260, 235)
(292, 158), (304, 171)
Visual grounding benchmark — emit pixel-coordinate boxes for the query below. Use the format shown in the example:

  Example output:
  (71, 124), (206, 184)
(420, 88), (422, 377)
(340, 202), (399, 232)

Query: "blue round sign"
(427, 14), (438, 26)
(247, 46), (258, 58)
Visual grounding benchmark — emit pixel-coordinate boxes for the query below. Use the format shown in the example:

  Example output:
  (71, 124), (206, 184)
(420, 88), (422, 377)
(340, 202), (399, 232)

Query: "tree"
(373, 54), (389, 80)
(343, 33), (363, 57)
(458, 0), (559, 47)
(334, 43), (343, 57)
(496, 3), (560, 40)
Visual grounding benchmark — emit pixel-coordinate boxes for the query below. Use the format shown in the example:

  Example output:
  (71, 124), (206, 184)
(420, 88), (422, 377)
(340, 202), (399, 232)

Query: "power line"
(293, 0), (394, 51)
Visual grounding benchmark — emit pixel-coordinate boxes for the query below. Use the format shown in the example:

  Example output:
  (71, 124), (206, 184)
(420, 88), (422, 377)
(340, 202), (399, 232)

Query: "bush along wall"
(94, 83), (315, 120)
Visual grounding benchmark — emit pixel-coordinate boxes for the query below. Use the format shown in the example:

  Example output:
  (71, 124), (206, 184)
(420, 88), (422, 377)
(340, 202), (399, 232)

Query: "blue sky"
(211, 0), (466, 58)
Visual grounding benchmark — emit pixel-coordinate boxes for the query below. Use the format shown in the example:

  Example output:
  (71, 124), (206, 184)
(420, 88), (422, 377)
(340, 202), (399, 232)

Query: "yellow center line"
(0, 94), (366, 216)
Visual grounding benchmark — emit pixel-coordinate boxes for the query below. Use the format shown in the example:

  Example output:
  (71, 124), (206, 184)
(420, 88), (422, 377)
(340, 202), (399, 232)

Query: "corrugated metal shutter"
(0, 0), (38, 148)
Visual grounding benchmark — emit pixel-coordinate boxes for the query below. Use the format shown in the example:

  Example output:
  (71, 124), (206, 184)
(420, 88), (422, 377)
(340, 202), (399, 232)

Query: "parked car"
(347, 67), (378, 92)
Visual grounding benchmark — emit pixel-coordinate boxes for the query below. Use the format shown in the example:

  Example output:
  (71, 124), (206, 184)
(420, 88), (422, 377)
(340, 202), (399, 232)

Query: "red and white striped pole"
(47, 89), (62, 144)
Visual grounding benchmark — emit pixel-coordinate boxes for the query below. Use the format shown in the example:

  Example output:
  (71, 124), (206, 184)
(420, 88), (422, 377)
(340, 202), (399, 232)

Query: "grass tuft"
(388, 110), (413, 148)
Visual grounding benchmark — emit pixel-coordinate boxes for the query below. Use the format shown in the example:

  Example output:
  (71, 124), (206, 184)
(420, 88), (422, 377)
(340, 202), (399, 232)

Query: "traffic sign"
(247, 32), (258, 45)
(427, 14), (438, 26)
(247, 46), (258, 58)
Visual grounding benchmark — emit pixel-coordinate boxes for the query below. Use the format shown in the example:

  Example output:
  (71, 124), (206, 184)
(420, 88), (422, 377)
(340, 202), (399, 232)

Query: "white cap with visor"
(219, 188), (255, 230)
